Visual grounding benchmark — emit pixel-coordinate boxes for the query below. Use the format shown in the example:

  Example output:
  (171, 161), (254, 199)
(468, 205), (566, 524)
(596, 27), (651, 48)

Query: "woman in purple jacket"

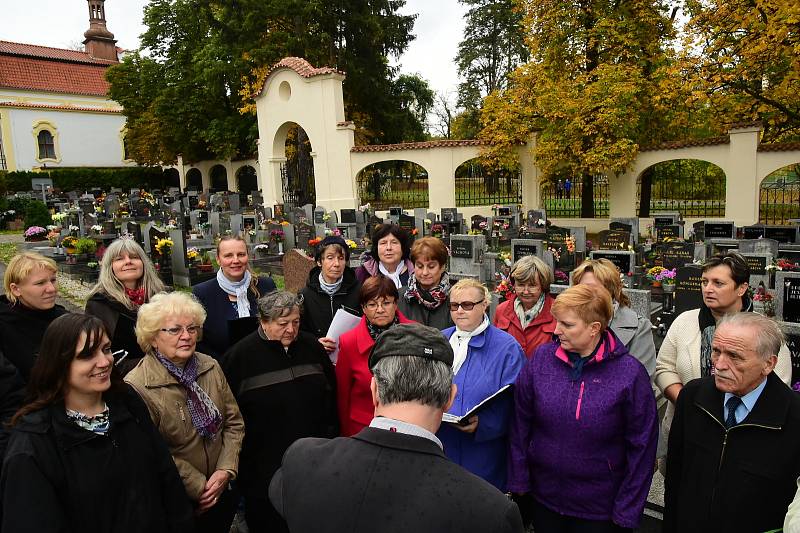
(508, 284), (657, 532)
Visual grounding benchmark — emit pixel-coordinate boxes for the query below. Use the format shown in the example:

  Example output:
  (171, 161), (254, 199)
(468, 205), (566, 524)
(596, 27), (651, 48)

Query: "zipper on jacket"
(575, 381), (585, 420)
(177, 401), (186, 422)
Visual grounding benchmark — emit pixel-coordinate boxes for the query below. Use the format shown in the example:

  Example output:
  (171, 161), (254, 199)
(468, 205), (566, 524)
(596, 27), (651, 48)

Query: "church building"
(0, 0), (132, 172)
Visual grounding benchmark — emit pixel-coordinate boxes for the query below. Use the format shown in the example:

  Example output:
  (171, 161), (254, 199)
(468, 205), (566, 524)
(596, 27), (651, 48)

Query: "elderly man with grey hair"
(269, 323), (524, 533)
(222, 290), (337, 533)
(664, 312), (800, 533)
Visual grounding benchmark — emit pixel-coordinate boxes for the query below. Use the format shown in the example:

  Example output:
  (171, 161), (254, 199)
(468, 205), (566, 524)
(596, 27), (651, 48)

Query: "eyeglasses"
(160, 325), (201, 336)
(364, 300), (396, 311)
(449, 300), (485, 311)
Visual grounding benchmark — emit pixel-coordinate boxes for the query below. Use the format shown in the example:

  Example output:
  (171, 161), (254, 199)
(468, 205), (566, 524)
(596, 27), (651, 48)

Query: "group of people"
(0, 221), (798, 533)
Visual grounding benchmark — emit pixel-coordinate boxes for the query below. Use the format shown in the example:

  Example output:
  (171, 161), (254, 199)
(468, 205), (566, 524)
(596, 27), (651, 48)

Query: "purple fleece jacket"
(507, 330), (657, 529)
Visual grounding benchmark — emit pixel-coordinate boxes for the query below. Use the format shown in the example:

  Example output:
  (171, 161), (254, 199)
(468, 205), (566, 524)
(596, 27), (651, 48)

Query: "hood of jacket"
(0, 294), (66, 322)
(87, 291), (138, 320)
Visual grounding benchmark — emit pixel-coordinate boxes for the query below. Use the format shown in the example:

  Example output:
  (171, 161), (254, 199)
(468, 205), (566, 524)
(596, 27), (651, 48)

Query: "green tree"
(481, 0), (680, 217)
(109, 0), (420, 164)
(454, 0), (529, 139)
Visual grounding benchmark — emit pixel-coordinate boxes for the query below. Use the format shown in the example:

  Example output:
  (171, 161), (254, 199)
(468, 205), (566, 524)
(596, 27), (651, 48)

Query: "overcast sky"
(0, 0), (468, 96)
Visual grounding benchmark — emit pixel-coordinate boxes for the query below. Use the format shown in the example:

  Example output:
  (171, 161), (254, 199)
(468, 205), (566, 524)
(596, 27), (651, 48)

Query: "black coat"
(398, 286), (453, 330)
(1, 388), (194, 533)
(192, 275), (276, 359)
(0, 296), (66, 381)
(269, 427), (524, 533)
(664, 372), (800, 533)
(84, 292), (143, 375)
(0, 352), (24, 461)
(299, 266), (361, 338)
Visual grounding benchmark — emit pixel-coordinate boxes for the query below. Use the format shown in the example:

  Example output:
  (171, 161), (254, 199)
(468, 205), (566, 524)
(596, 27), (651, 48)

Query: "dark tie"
(725, 396), (742, 428)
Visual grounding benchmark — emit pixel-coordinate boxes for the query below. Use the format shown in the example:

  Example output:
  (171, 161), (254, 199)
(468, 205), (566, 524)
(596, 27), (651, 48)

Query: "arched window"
(37, 130), (56, 160)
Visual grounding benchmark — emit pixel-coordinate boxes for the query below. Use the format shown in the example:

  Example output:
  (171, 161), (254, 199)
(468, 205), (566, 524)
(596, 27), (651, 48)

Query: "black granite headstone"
(783, 277), (800, 323)
(675, 265), (704, 315)
(451, 239), (473, 259)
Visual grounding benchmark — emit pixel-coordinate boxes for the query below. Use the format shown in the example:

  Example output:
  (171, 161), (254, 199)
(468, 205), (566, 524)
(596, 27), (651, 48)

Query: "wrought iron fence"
(759, 172), (800, 224)
(455, 161), (521, 207)
(0, 118), (6, 171)
(280, 161), (316, 209)
(540, 175), (609, 217)
(356, 164), (429, 210)
(636, 161), (726, 217)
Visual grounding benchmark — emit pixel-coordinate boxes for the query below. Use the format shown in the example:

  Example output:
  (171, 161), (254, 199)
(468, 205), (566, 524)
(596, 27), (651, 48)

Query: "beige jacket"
(125, 352), (245, 500)
(654, 308), (791, 458)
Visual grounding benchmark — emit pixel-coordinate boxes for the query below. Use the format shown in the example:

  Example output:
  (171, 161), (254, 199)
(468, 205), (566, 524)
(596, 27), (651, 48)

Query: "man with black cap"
(268, 323), (524, 533)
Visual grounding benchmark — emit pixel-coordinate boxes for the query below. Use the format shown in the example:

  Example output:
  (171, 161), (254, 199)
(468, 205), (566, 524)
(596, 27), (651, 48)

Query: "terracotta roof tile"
(639, 136), (729, 152)
(255, 57), (345, 97)
(0, 101), (121, 114)
(727, 120), (762, 130)
(351, 139), (489, 153)
(0, 40), (117, 65)
(0, 54), (111, 96)
(758, 142), (800, 152)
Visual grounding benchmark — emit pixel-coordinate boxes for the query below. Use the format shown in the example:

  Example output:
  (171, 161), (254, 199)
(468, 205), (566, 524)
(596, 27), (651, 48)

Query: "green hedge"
(0, 167), (170, 193)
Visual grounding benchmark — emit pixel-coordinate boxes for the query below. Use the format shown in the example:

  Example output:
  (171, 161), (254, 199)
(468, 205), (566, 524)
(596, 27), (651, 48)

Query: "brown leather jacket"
(125, 352), (245, 500)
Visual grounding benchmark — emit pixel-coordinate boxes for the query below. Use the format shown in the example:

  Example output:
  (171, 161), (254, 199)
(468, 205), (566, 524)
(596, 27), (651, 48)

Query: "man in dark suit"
(269, 323), (524, 533)
(664, 312), (800, 533)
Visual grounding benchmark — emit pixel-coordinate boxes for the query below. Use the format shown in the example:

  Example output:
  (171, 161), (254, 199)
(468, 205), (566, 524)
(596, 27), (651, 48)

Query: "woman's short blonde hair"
(450, 278), (491, 305)
(4, 252), (57, 303)
(571, 258), (630, 307)
(510, 255), (554, 293)
(135, 292), (206, 353)
(551, 284), (613, 330)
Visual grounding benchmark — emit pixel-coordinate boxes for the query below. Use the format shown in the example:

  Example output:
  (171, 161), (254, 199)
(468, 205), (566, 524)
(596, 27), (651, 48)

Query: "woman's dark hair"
(369, 224), (411, 261)
(359, 275), (399, 307)
(11, 314), (124, 426)
(315, 235), (350, 263)
(702, 251), (750, 286)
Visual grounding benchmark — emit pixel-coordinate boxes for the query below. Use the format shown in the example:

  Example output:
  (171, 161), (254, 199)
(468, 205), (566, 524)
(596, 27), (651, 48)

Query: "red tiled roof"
(728, 120), (762, 130)
(255, 57), (344, 97)
(0, 40), (115, 97)
(0, 41), (118, 65)
(0, 101), (121, 114)
(758, 142), (800, 152)
(351, 139), (489, 153)
(639, 136), (729, 152)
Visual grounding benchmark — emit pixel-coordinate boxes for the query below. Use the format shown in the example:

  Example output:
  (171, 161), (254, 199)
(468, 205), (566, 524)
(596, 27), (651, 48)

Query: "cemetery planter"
(198, 264), (213, 273)
(662, 282), (675, 293)
(652, 281), (662, 288)
(65, 247), (77, 255)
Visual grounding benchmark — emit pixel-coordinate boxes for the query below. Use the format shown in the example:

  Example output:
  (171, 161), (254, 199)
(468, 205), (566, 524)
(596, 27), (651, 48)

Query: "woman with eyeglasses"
(493, 256), (556, 359)
(85, 238), (165, 375)
(335, 276), (413, 436)
(126, 292), (244, 533)
(438, 278), (525, 490)
(222, 290), (337, 533)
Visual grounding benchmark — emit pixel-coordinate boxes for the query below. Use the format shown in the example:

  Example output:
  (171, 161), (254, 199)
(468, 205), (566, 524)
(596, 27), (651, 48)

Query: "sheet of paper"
(325, 308), (361, 364)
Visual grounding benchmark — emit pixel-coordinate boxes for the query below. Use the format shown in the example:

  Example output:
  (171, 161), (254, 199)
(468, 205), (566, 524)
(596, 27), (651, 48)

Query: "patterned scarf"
(66, 403), (110, 435)
(404, 272), (450, 310)
(366, 315), (400, 341)
(513, 294), (545, 330)
(698, 295), (752, 377)
(125, 287), (146, 307)
(155, 351), (222, 440)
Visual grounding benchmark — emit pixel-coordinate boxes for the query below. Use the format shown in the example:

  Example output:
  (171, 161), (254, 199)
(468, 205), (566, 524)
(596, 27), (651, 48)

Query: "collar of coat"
(493, 294), (555, 332)
(692, 371), (789, 430)
(354, 311), (413, 354)
(137, 352), (215, 388)
(352, 426), (446, 459)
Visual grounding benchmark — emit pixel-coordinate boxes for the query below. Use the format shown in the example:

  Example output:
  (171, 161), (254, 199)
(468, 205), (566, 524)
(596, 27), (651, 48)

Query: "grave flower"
(411, 228), (419, 236)
(24, 226), (47, 241)
(308, 237), (323, 247)
(186, 247), (200, 262)
(51, 212), (68, 223)
(91, 225), (103, 232)
(565, 235), (576, 253)
(494, 274), (514, 301)
(155, 238), (174, 256)
(61, 236), (78, 251)
(498, 251), (512, 267)
(69, 225), (80, 232)
(424, 219), (432, 226)
(554, 270), (569, 284)
(322, 213), (331, 221)
(345, 239), (357, 250)
(270, 229), (285, 241)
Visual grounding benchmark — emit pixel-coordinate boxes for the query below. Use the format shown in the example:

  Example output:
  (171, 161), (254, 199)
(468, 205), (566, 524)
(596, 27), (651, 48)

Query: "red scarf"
(125, 287), (146, 307)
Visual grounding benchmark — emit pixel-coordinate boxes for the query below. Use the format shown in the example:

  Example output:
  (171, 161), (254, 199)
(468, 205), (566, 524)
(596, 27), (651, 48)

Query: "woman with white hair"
(85, 237), (165, 375)
(126, 292), (244, 533)
(438, 278), (525, 491)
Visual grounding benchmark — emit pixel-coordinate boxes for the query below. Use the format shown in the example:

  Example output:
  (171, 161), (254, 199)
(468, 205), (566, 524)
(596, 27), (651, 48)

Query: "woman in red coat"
(493, 255), (556, 358)
(335, 276), (413, 436)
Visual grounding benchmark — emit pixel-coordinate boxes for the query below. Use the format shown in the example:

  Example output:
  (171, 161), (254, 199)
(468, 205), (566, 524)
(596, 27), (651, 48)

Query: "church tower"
(83, 0), (118, 62)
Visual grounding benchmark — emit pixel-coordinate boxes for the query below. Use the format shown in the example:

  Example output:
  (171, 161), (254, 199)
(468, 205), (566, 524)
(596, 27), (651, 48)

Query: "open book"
(442, 384), (513, 426)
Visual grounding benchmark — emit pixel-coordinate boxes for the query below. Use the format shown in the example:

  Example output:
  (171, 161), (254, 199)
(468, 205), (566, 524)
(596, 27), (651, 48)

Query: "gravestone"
(282, 249), (315, 293)
(656, 225), (683, 241)
(546, 226), (574, 270)
(441, 208), (458, 222)
(449, 234), (485, 279)
(148, 225), (168, 256)
(674, 264), (704, 315)
(694, 220), (735, 241)
(169, 229), (191, 287)
(598, 229), (631, 250)
(397, 214), (416, 239)
(589, 250), (635, 275)
(229, 214), (243, 236)
(313, 206), (327, 225)
(777, 271), (800, 323)
(511, 239), (544, 264)
(660, 242), (696, 269)
(470, 215), (488, 233)
(743, 225), (766, 240)
(706, 239), (740, 257)
(565, 226), (587, 253)
(291, 207), (308, 224)
(340, 209), (357, 224)
(738, 238), (779, 258)
(765, 226), (799, 244)
(273, 204), (284, 218)
(228, 194), (241, 213)
(101, 221), (117, 236)
(295, 222), (315, 251)
(741, 253), (771, 289)
(611, 218), (640, 244)
(653, 213), (681, 227)
(527, 209), (546, 228)
(282, 224), (296, 250)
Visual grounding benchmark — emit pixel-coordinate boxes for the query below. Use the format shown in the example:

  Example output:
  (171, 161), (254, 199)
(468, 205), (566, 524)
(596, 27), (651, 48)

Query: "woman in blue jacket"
(438, 278), (525, 491)
(193, 235), (275, 359)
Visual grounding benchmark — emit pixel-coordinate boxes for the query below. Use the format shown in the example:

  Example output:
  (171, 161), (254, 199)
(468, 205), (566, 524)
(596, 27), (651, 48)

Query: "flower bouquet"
(24, 226), (48, 242)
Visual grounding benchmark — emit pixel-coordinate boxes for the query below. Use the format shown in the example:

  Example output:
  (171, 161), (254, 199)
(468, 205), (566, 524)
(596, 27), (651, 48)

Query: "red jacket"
(335, 311), (414, 436)
(493, 294), (556, 359)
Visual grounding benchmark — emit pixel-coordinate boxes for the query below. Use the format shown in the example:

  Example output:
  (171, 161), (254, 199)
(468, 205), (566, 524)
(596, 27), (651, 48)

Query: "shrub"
(0, 167), (170, 192)
(22, 200), (52, 229)
(75, 237), (98, 255)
